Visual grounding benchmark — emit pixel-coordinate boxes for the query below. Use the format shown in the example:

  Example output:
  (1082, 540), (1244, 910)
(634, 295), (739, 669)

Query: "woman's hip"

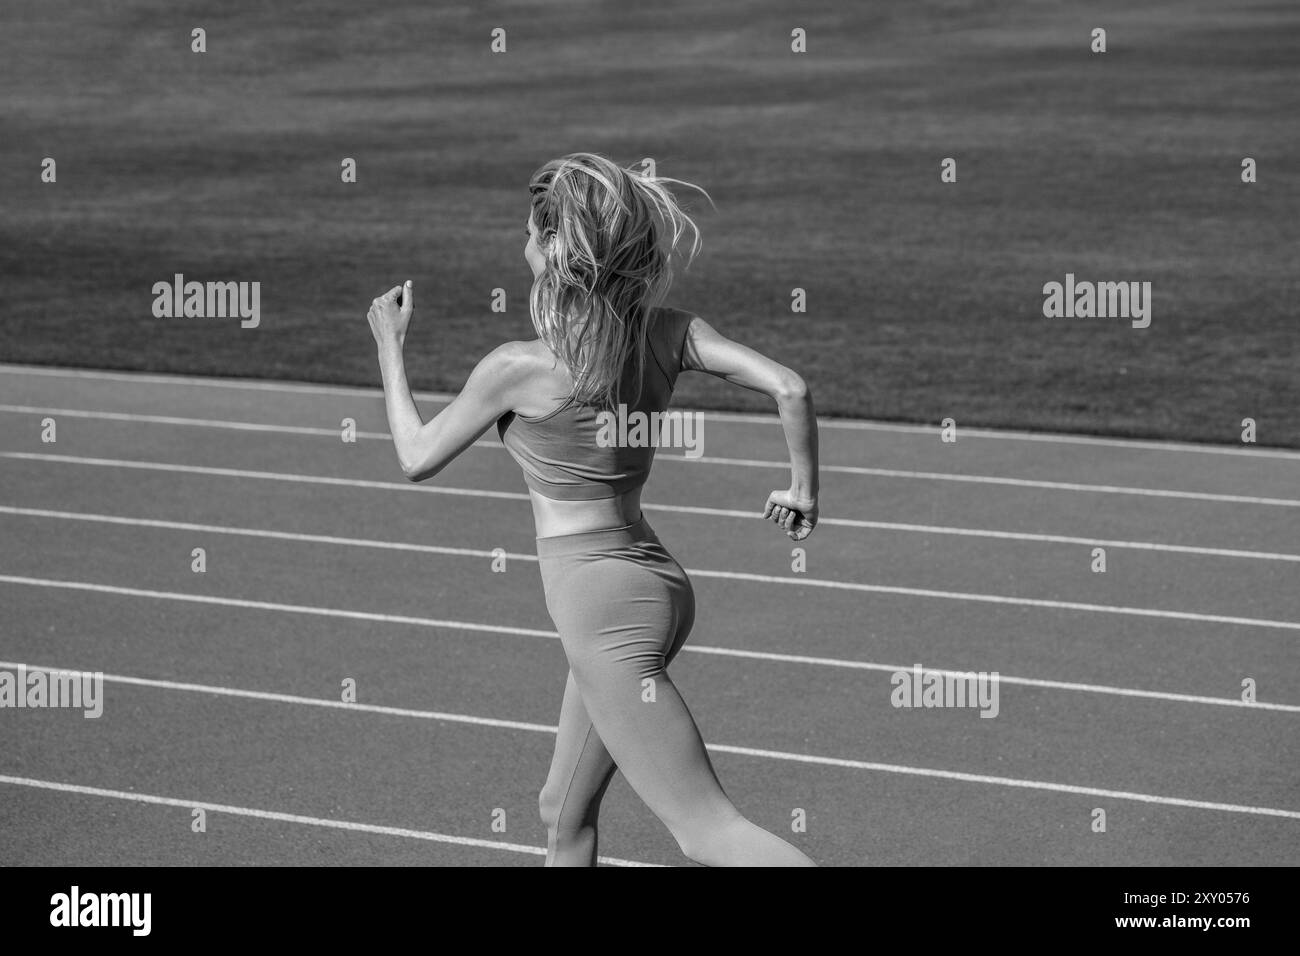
(536, 516), (694, 647)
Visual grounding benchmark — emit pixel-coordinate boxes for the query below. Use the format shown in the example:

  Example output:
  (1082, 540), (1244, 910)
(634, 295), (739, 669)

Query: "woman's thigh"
(548, 554), (734, 836)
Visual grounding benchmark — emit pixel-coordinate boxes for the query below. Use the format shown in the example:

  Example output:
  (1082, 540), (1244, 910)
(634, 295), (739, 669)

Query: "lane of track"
(1, 470), (1296, 706)
(2, 425), (1298, 622)
(1, 366), (1296, 866)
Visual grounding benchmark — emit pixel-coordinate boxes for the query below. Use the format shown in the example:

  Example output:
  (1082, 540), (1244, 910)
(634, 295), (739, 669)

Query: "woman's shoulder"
(651, 306), (698, 347)
(490, 338), (574, 420)
(483, 338), (561, 372)
(652, 304), (696, 324)
(650, 305), (697, 353)
(646, 307), (696, 386)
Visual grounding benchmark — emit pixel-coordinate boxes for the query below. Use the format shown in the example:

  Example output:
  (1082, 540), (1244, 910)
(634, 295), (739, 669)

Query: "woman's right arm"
(679, 313), (819, 540)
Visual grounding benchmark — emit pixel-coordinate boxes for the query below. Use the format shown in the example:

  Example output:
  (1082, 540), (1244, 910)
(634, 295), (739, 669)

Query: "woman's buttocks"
(537, 532), (690, 647)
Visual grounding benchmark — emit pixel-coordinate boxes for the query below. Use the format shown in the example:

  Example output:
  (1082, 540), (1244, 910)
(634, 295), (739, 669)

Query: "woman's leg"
(537, 568), (700, 867)
(538, 559), (700, 867)
(552, 552), (815, 867)
(538, 671), (617, 867)
(569, 649), (813, 866)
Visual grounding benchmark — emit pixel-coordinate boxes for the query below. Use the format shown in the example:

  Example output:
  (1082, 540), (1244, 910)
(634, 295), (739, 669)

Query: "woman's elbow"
(402, 462), (441, 482)
(398, 454), (436, 482)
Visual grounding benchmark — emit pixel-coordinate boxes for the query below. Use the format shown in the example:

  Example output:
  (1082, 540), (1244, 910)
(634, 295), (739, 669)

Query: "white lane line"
(0, 452), (532, 501)
(709, 416), (1300, 461)
(0, 405), (394, 441)
(820, 520), (1300, 563)
(2, 502), (1298, 630)
(694, 569), (1300, 631)
(0, 661), (557, 732)
(0, 507), (539, 563)
(0, 774), (659, 867)
(0, 574), (553, 638)
(0, 660), (558, 732)
(5, 363), (1297, 461)
(684, 645), (1300, 712)
(0, 365), (416, 400)
(703, 746), (1300, 820)
(5, 504), (1297, 598)
(2, 500), (1297, 630)
(1, 576), (1296, 711)
(683, 456), (1300, 506)
(0, 405), (499, 451)
(5, 496), (1294, 564)
(4, 407), (1297, 505)
(2, 665), (1295, 821)
(8, 453), (1300, 555)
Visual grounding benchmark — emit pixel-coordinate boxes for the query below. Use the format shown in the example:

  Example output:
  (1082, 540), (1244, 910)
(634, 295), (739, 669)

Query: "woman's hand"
(367, 280), (414, 348)
(763, 489), (818, 541)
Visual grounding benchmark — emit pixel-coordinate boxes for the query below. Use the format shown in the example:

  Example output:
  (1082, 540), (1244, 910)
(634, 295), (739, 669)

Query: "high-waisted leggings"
(535, 516), (815, 867)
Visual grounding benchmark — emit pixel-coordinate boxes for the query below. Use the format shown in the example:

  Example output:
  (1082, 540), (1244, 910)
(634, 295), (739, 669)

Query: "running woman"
(366, 153), (819, 867)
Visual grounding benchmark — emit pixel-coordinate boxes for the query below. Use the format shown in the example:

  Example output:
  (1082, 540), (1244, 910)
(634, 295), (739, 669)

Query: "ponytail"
(527, 153), (709, 410)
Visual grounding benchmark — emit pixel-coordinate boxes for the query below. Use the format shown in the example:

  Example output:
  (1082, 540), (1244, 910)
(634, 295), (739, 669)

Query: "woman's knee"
(538, 782), (565, 832)
(539, 780), (597, 837)
(540, 784), (600, 863)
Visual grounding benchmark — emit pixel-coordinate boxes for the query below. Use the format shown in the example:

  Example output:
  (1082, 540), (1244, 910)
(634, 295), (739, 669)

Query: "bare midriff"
(529, 486), (644, 538)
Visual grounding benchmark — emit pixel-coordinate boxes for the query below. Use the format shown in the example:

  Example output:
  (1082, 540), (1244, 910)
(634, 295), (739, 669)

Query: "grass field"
(1, 0), (1297, 445)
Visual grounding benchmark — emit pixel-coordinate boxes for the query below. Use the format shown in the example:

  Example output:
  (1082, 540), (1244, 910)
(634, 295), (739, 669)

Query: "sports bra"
(497, 307), (691, 501)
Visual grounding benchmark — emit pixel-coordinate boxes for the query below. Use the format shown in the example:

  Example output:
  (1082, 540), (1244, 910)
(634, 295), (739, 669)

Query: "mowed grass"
(1, 0), (1297, 446)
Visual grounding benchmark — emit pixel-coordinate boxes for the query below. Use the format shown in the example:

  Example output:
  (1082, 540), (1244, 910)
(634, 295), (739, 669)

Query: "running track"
(0, 364), (1296, 867)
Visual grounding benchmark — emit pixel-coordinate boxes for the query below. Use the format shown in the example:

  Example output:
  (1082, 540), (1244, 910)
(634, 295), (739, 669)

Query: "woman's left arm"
(368, 281), (529, 482)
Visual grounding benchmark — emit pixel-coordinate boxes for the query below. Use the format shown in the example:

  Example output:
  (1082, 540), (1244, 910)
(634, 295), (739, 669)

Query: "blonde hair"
(527, 152), (708, 410)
